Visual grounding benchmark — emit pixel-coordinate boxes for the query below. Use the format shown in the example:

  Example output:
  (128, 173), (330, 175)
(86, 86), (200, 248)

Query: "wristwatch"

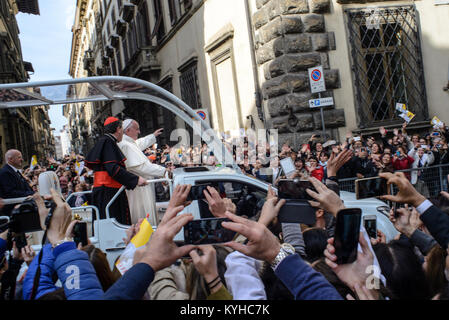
(270, 243), (295, 270)
(52, 237), (74, 248)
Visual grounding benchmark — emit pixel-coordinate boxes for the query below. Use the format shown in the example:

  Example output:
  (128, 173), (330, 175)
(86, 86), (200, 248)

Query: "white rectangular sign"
(309, 97), (334, 108)
(308, 66), (326, 93)
(435, 0), (449, 5)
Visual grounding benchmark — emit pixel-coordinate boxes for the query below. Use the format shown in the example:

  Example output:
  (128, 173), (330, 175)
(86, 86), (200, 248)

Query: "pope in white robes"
(118, 119), (166, 226)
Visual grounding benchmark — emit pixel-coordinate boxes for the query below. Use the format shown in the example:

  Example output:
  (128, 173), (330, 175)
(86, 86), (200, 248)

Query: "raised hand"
(132, 205), (195, 272)
(379, 172), (426, 208)
(324, 233), (379, 298)
(203, 186), (226, 218)
(34, 189), (73, 245)
(388, 206), (419, 238)
(393, 128), (399, 136)
(153, 128), (164, 137)
(369, 230), (387, 246)
(306, 177), (345, 217)
(21, 245), (36, 266)
(327, 149), (353, 177)
(190, 245), (222, 293)
(167, 184), (192, 210)
(258, 185), (286, 227)
(222, 211), (281, 263)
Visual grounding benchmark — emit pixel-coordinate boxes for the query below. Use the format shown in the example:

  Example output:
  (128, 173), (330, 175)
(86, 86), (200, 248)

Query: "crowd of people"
(9, 120), (449, 206)
(232, 122), (449, 194)
(0, 117), (448, 301)
(0, 169), (448, 301)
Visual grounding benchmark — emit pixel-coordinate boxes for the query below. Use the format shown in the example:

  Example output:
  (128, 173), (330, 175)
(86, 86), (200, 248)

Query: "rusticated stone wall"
(253, 0), (346, 147)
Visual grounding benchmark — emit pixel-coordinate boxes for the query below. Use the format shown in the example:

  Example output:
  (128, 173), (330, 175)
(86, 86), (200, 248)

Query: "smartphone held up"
(355, 176), (389, 200)
(277, 179), (318, 225)
(183, 217), (236, 245)
(334, 208), (362, 264)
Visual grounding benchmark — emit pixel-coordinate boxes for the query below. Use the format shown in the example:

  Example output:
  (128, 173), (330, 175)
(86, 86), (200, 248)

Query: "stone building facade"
(253, 0), (449, 147)
(0, 0), (54, 165)
(67, 0), (449, 151)
(253, 0), (344, 146)
(67, 0), (98, 155)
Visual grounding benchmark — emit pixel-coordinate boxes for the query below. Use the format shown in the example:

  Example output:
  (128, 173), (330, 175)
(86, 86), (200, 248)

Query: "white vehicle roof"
(0, 76), (237, 170)
(172, 167), (398, 241)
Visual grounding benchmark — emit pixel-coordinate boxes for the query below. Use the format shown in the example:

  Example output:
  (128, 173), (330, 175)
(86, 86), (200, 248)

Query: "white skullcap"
(123, 119), (134, 131)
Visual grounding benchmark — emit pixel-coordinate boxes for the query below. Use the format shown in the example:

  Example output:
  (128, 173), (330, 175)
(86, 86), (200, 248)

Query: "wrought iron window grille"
(345, 5), (428, 128)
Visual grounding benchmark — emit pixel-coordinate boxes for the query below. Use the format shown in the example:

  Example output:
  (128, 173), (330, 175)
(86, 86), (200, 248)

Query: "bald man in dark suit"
(0, 149), (34, 215)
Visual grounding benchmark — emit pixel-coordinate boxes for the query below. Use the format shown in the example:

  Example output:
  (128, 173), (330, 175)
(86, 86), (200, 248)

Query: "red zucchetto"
(104, 117), (119, 126)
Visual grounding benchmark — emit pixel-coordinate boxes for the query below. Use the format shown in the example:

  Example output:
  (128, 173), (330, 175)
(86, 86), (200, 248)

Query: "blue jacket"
(53, 242), (155, 300)
(0, 238), (6, 257)
(53, 242), (104, 300)
(22, 244), (57, 300)
(103, 263), (155, 300)
(275, 254), (343, 300)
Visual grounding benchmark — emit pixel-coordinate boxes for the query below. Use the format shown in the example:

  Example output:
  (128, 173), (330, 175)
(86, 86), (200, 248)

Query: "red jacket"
(310, 166), (324, 182)
(392, 156), (414, 179)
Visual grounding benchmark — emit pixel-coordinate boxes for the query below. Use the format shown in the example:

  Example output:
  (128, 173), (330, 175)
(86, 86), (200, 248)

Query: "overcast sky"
(16, 0), (76, 136)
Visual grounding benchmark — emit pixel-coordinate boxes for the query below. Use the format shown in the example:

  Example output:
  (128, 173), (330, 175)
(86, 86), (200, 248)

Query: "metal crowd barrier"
(338, 163), (449, 198)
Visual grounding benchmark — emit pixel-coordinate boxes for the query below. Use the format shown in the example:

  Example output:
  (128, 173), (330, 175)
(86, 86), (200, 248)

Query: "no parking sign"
(308, 66), (326, 93)
(194, 108), (210, 125)
(196, 110), (207, 120)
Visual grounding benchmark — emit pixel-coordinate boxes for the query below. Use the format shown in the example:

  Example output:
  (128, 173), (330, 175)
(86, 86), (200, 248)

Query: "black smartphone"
(363, 215), (377, 239)
(13, 232), (28, 251)
(184, 218), (236, 245)
(73, 221), (88, 247)
(277, 179), (317, 201)
(10, 210), (42, 234)
(187, 183), (218, 201)
(277, 200), (317, 225)
(393, 202), (401, 219)
(355, 177), (388, 200)
(334, 208), (362, 264)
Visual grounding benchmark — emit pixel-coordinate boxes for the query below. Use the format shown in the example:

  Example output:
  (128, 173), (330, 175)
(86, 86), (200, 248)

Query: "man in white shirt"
(118, 119), (167, 225)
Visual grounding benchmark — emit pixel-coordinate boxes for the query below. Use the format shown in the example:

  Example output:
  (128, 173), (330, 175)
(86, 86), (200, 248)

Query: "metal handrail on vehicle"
(105, 178), (173, 221)
(65, 190), (93, 203)
(1, 197), (30, 206)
